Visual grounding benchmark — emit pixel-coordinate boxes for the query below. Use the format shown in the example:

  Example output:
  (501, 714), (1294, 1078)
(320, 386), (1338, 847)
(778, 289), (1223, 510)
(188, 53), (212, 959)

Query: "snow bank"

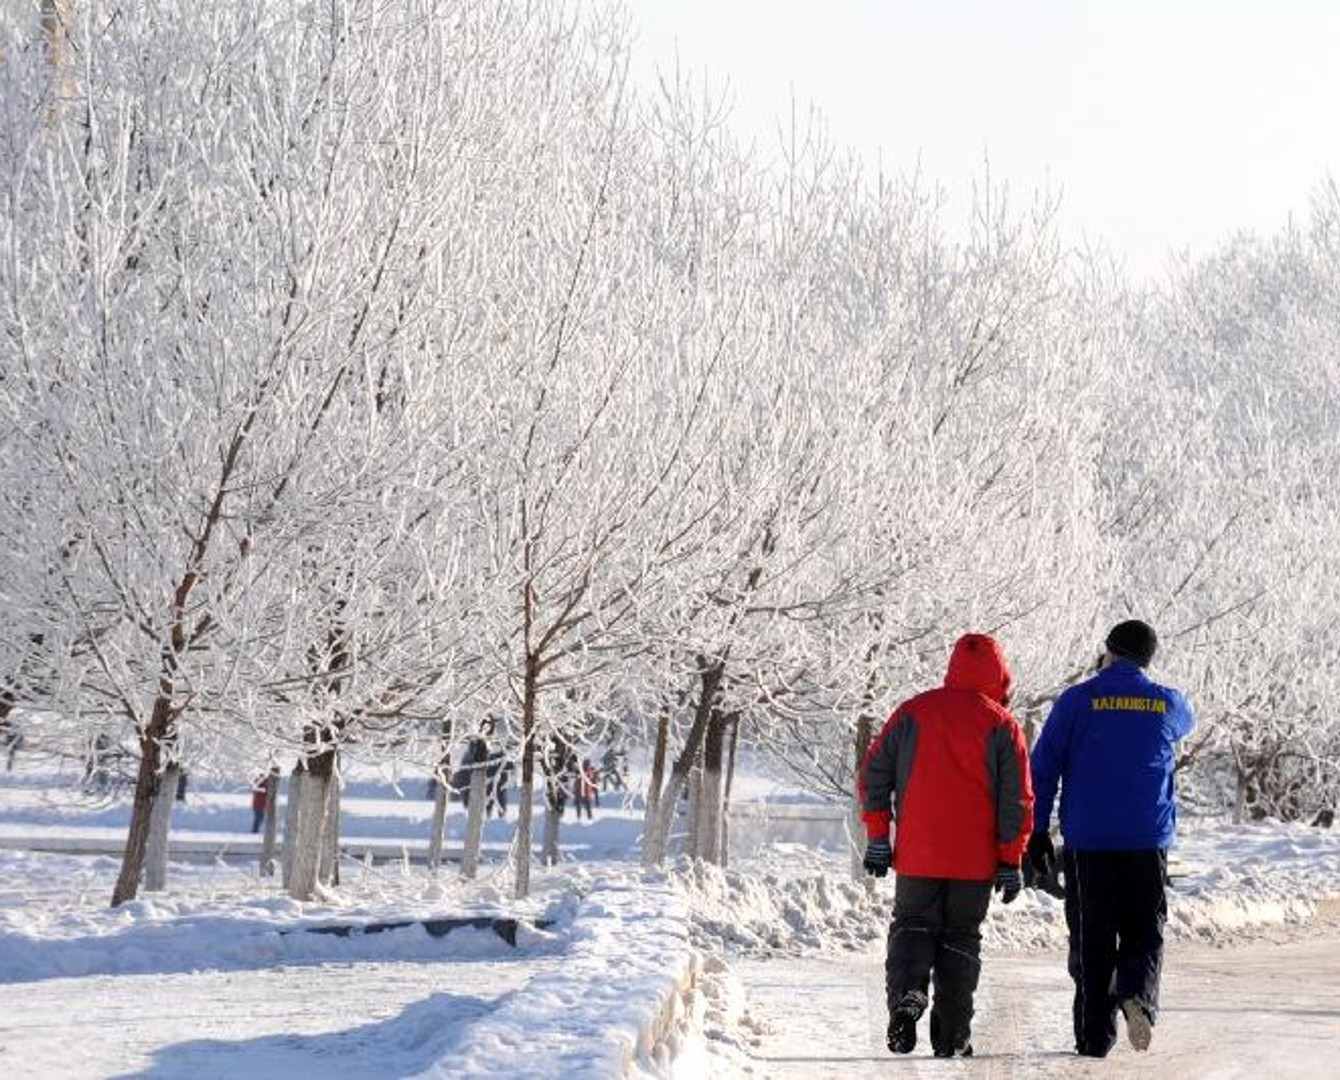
(0, 852), (702, 1078)
(414, 874), (699, 1079)
(672, 847), (1069, 956)
(0, 850), (561, 982)
(0, 857), (562, 986)
(669, 847), (885, 955)
(1167, 819), (1340, 940)
(670, 954), (770, 1077)
(0, 906), (557, 982)
(675, 818), (1340, 959)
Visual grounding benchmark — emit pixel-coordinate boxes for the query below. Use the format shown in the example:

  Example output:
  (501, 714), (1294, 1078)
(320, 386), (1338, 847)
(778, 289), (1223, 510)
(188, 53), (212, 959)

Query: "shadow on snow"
(109, 990), (496, 1080)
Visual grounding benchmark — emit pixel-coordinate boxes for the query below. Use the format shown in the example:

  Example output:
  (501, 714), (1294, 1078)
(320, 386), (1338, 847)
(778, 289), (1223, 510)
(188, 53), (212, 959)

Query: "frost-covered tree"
(0, 0), (512, 904)
(4, 0), (1339, 911)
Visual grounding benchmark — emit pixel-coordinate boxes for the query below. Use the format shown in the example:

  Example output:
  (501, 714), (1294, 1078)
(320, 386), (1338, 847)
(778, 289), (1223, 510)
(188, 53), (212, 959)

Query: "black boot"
(930, 1009), (974, 1058)
(887, 990), (927, 1054)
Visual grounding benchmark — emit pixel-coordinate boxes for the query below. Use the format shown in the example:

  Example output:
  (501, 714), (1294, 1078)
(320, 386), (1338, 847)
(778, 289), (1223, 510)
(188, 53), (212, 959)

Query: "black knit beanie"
(1105, 620), (1158, 668)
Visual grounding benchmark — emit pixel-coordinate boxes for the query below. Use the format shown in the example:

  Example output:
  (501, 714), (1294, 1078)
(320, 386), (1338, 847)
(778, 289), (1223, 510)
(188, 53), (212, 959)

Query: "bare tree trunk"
(541, 799), (562, 866)
(685, 761), (703, 859)
(143, 766), (179, 892)
(287, 772), (329, 900)
(462, 753), (488, 879)
(426, 718), (453, 870)
(111, 694), (173, 907)
(317, 772), (340, 887)
(260, 771), (280, 877)
(514, 655), (539, 898)
(427, 784), (449, 870)
(288, 749), (336, 901)
(645, 704), (669, 828)
(642, 660), (724, 867)
(281, 764), (306, 888)
(696, 710), (725, 863)
(329, 778), (342, 885)
(721, 713), (741, 870)
(851, 713), (873, 880)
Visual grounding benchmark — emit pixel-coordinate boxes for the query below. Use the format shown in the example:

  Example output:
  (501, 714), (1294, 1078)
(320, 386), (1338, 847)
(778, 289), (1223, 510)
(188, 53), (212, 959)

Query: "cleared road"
(736, 921), (1340, 1078)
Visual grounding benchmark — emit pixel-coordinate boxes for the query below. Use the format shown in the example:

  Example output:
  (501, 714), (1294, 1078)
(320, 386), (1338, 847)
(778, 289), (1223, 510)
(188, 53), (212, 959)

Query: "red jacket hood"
(943, 633), (1012, 705)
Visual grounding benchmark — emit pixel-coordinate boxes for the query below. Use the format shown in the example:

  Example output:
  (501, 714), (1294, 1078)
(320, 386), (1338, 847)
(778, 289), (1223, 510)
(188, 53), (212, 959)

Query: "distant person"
(569, 755), (594, 820)
(859, 633), (1034, 1059)
(250, 776), (269, 833)
(580, 758), (599, 813)
(1029, 620), (1196, 1058)
(175, 770), (189, 802)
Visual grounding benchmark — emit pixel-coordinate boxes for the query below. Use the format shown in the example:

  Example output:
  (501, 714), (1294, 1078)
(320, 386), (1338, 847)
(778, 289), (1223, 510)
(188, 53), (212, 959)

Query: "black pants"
(886, 875), (992, 1053)
(1063, 848), (1168, 1057)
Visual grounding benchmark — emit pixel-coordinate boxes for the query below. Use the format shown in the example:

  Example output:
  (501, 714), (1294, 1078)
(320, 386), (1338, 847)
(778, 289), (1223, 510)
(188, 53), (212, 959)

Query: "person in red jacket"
(858, 632), (1034, 1058)
(250, 777), (269, 833)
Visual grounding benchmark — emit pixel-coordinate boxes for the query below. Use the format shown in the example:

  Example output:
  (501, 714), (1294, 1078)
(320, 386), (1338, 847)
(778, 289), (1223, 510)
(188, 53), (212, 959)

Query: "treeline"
(0, 1), (1336, 906)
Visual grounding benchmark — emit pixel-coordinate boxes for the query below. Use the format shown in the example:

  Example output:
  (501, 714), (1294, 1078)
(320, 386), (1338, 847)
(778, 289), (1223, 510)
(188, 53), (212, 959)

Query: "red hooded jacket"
(857, 633), (1034, 880)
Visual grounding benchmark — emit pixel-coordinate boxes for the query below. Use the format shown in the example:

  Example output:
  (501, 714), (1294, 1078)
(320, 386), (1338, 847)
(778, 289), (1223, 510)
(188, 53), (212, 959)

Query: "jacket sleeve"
(989, 716), (1035, 867)
(857, 709), (917, 841)
(1029, 691), (1072, 833)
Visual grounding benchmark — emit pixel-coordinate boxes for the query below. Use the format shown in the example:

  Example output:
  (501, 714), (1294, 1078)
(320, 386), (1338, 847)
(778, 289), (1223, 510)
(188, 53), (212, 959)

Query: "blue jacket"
(1031, 660), (1195, 850)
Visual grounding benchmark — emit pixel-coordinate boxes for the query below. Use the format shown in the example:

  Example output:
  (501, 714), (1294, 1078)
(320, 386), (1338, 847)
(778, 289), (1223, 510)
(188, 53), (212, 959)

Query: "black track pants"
(1063, 848), (1168, 1057)
(885, 875), (992, 1053)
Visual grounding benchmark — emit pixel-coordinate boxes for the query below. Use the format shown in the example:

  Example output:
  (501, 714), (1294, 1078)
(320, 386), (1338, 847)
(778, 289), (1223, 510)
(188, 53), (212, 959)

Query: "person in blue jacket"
(1028, 620), (1195, 1058)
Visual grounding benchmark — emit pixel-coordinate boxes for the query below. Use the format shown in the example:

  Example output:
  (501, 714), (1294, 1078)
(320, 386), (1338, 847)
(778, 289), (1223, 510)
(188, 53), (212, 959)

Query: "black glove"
(994, 863), (1022, 904)
(1027, 831), (1056, 883)
(863, 837), (892, 878)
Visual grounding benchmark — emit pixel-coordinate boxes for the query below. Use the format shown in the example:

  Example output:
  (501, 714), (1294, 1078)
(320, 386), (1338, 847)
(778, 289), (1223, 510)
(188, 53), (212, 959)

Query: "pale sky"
(625, 0), (1340, 281)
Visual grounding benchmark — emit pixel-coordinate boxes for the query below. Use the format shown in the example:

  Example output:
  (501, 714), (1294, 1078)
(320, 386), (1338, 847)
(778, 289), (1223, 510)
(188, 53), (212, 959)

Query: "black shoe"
(887, 990), (928, 1054)
(933, 1042), (973, 1058)
(1120, 998), (1154, 1051)
(929, 1009), (973, 1058)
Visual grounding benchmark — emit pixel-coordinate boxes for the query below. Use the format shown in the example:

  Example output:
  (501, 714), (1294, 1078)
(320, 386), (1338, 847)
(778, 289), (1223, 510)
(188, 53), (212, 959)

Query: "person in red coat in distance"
(250, 778), (269, 833)
(857, 632), (1034, 1058)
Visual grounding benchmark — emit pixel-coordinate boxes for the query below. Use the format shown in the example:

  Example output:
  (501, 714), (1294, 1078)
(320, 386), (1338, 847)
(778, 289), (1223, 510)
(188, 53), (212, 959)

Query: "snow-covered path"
(1, 958), (551, 1079)
(734, 921), (1340, 1078)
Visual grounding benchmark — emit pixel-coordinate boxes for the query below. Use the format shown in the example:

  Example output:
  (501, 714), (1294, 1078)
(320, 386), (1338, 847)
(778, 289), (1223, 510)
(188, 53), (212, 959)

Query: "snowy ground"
(675, 827), (1340, 1077)
(0, 757), (703, 1079)
(3, 755), (1340, 1077)
(5, 958), (541, 1079)
(0, 853), (696, 1079)
(715, 913), (1340, 1078)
